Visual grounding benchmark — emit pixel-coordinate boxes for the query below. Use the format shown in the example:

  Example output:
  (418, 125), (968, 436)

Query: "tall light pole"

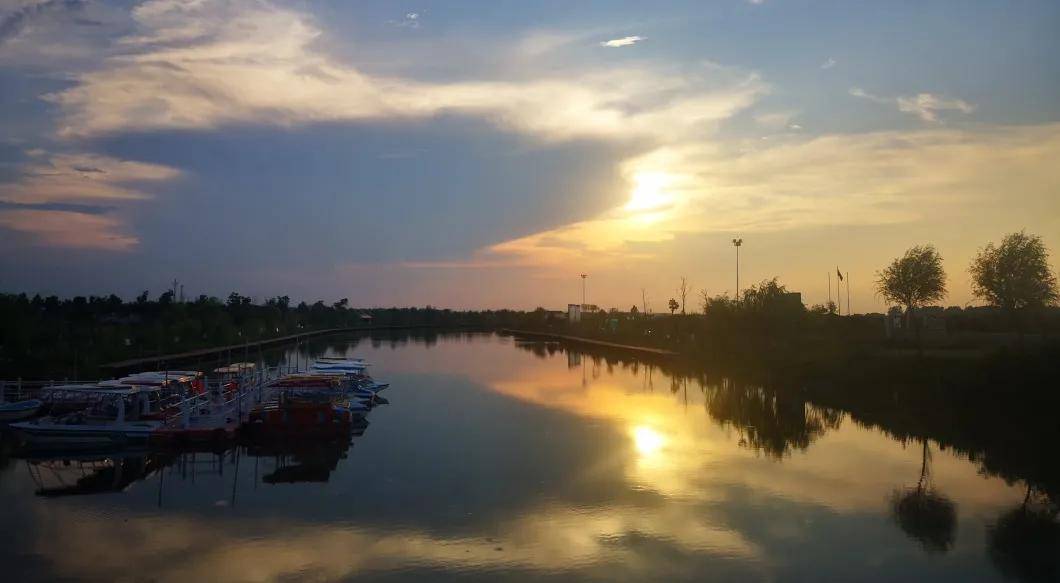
(731, 238), (742, 300)
(580, 274), (587, 307)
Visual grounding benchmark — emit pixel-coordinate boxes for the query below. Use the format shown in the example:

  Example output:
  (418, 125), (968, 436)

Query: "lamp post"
(580, 274), (588, 307)
(731, 238), (743, 300)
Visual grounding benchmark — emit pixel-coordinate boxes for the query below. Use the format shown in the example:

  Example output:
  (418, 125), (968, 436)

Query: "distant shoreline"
(501, 329), (678, 357)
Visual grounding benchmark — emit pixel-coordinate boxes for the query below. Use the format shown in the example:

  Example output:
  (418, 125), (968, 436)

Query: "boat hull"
(0, 400), (43, 423)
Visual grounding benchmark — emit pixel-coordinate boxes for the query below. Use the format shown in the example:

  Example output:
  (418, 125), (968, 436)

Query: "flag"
(836, 268), (844, 281)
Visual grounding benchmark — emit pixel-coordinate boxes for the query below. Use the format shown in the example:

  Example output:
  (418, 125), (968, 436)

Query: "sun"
(625, 172), (672, 212)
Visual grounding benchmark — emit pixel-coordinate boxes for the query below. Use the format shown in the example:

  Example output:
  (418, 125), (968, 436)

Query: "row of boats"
(0, 357), (389, 451)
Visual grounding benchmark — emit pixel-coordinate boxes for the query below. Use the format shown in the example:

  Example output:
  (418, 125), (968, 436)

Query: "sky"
(0, 0), (1058, 312)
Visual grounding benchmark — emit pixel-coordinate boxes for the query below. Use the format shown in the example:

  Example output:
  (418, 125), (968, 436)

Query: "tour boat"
(245, 393), (355, 439)
(11, 387), (164, 450)
(0, 399), (43, 423)
(39, 383), (138, 415)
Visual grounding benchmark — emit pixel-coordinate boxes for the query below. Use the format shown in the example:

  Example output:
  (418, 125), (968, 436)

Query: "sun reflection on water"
(632, 425), (666, 456)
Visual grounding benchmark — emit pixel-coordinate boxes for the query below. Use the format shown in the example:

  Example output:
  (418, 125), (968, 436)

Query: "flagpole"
(836, 267), (842, 316)
(847, 272), (851, 316)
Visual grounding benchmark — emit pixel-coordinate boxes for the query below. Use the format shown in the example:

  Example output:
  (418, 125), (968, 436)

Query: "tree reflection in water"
(703, 380), (843, 458)
(987, 485), (1060, 582)
(890, 439), (957, 554)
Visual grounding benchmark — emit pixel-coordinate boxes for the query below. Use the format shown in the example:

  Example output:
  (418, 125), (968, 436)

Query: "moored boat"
(0, 399), (43, 423)
(245, 393), (354, 439)
(11, 387), (163, 450)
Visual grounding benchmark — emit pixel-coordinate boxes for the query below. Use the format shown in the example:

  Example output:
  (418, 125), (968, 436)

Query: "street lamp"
(732, 238), (743, 300)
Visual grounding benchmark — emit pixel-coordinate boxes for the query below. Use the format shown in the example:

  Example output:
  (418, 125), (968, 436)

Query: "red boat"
(245, 393), (353, 439)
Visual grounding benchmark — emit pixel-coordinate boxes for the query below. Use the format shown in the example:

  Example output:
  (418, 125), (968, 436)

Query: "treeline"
(0, 291), (531, 379)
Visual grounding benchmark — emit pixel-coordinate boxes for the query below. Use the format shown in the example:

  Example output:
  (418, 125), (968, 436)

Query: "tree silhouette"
(876, 245), (947, 350)
(970, 231), (1059, 333)
(890, 439), (957, 554)
(668, 298), (679, 314)
(987, 485), (1060, 583)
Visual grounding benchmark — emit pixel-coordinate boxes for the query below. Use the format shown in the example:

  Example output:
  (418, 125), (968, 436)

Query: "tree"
(630, 305), (639, 316)
(970, 232), (1058, 330)
(876, 245), (947, 348)
(668, 298), (679, 314)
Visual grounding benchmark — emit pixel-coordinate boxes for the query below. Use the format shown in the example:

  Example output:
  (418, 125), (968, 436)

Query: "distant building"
(782, 292), (803, 310)
(568, 303), (582, 323)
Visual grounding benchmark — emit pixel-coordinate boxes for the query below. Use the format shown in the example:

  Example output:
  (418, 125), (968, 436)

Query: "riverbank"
(103, 325), (486, 372)
(501, 329), (678, 357)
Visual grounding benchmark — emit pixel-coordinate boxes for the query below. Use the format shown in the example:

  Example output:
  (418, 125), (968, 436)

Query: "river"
(0, 331), (1053, 582)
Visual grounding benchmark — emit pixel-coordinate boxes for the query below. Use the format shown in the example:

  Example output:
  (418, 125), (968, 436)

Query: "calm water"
(0, 332), (1048, 582)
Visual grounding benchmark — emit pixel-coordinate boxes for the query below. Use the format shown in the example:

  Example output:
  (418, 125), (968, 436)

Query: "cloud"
(0, 153), (180, 204)
(46, 1), (762, 142)
(0, 208), (138, 250)
(0, 0), (84, 44)
(388, 11), (420, 29)
(849, 87), (975, 123)
(896, 93), (975, 123)
(820, 57), (836, 70)
(453, 123), (1060, 270)
(0, 152), (180, 249)
(753, 111), (796, 129)
(600, 35), (644, 48)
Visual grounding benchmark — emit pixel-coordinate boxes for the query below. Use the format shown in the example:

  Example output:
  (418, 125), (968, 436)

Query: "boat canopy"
(214, 362), (256, 374)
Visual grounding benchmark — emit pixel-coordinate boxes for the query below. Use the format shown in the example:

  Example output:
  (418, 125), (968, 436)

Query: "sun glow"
(625, 172), (673, 212)
(632, 425), (666, 456)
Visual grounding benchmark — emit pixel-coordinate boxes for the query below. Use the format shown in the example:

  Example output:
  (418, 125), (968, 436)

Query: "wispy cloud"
(0, 208), (138, 250)
(388, 11), (420, 29)
(0, 0), (85, 44)
(452, 123), (1060, 272)
(849, 87), (974, 123)
(0, 152), (180, 249)
(600, 35), (644, 48)
(0, 153), (180, 204)
(820, 57), (836, 70)
(45, 1), (762, 143)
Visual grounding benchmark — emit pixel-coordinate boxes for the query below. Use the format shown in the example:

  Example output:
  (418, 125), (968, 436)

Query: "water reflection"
(28, 452), (168, 497)
(0, 332), (1053, 582)
(703, 381), (843, 458)
(889, 440), (957, 554)
(988, 486), (1060, 582)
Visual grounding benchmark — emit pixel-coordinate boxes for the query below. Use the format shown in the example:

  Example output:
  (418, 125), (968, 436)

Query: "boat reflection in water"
(0, 332), (1057, 582)
(27, 451), (169, 498)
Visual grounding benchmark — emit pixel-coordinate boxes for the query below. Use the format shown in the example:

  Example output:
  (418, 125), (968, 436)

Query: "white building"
(568, 303), (582, 323)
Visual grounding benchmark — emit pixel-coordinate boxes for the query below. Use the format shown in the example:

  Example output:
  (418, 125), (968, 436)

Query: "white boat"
(0, 399), (43, 423)
(11, 387), (163, 450)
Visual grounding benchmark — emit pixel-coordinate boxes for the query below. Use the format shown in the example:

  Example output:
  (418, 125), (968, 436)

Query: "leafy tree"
(668, 298), (679, 314)
(876, 245), (947, 347)
(970, 232), (1058, 331)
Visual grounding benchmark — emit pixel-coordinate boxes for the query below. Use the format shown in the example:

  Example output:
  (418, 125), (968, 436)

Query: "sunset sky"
(1, 0), (1058, 312)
